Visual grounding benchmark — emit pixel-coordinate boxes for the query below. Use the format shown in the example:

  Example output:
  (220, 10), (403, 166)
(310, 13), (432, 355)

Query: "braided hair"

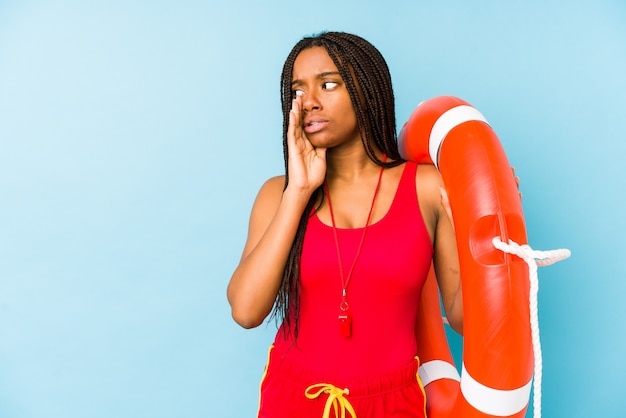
(272, 31), (404, 339)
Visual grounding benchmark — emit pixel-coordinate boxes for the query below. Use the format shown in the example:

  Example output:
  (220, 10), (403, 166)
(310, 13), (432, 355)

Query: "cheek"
(344, 106), (359, 134)
(338, 97), (357, 124)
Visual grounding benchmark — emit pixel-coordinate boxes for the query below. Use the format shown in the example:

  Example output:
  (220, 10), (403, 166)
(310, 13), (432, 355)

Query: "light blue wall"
(1, 1), (624, 417)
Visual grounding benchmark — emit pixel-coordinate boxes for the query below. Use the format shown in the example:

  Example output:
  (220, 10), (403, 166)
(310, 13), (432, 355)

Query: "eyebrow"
(291, 71), (342, 87)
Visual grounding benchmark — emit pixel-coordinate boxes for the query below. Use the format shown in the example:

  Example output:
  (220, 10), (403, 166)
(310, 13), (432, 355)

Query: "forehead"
(292, 46), (339, 80)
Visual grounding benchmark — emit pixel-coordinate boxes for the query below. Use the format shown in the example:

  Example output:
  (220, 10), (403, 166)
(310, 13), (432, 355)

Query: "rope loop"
(492, 237), (570, 418)
(305, 383), (357, 418)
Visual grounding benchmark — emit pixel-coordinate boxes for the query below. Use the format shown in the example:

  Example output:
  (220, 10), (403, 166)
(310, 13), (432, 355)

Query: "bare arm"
(433, 186), (463, 335)
(417, 166), (521, 335)
(227, 178), (313, 328)
(227, 97), (327, 328)
(416, 165), (463, 335)
(432, 167), (521, 335)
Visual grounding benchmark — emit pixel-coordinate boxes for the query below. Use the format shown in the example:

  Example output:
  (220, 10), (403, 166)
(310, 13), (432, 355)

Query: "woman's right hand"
(286, 97), (327, 193)
(227, 97), (327, 328)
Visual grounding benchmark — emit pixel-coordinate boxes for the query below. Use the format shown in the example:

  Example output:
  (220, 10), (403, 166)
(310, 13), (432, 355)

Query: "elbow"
(226, 279), (273, 329)
(445, 302), (464, 336)
(231, 306), (266, 329)
(448, 316), (463, 336)
(228, 290), (269, 329)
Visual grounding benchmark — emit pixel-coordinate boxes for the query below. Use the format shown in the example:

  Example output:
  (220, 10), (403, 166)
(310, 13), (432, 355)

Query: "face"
(291, 47), (360, 149)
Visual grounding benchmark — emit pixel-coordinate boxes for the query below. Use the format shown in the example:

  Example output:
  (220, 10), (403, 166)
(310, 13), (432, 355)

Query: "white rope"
(492, 237), (571, 418)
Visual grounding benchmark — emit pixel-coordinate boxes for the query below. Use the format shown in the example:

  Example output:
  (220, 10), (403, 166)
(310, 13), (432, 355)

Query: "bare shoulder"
(258, 175), (286, 196)
(415, 164), (444, 202)
(240, 175), (285, 259)
(414, 163), (444, 237)
(252, 175), (285, 215)
(415, 163), (441, 180)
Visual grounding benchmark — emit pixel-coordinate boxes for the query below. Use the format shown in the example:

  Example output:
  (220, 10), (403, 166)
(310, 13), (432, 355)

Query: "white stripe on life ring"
(428, 105), (489, 169)
(461, 363), (532, 417)
(418, 360), (461, 387)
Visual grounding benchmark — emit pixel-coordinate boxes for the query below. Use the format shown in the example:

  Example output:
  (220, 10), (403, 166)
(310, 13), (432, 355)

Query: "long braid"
(272, 32), (404, 340)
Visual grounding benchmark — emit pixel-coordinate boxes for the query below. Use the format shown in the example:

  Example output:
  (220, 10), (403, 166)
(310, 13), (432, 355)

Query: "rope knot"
(305, 383), (357, 418)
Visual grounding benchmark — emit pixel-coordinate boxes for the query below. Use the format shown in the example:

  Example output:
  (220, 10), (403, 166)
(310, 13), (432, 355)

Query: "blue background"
(1, 0), (624, 417)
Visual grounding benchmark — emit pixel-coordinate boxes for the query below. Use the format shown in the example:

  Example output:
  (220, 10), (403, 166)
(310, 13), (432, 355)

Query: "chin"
(308, 135), (333, 149)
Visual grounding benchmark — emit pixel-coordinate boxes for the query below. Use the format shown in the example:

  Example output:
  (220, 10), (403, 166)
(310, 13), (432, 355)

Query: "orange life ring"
(399, 96), (533, 418)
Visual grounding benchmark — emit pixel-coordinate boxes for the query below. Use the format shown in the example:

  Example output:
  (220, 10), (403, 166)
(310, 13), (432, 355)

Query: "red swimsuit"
(259, 162), (433, 418)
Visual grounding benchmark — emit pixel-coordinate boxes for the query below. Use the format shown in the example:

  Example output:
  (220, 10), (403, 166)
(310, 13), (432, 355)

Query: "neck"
(325, 146), (385, 183)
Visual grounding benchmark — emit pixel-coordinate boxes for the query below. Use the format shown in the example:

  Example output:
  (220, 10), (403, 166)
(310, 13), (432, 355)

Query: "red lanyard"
(324, 155), (386, 337)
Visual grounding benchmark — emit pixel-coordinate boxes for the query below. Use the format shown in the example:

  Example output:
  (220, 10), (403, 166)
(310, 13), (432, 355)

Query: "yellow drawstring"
(305, 383), (357, 418)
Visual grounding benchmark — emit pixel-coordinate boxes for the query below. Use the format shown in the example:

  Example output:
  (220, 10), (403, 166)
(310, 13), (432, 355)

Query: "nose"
(301, 90), (321, 112)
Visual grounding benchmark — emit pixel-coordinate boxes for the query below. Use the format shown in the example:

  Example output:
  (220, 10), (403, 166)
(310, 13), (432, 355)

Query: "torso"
(272, 161), (434, 380)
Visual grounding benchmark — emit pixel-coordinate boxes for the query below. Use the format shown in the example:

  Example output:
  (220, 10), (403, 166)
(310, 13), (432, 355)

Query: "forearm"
(227, 187), (312, 328)
(435, 259), (464, 335)
(446, 289), (463, 335)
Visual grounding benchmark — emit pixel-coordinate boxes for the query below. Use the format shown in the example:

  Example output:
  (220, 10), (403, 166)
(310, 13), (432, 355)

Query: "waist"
(267, 344), (421, 397)
(274, 305), (419, 377)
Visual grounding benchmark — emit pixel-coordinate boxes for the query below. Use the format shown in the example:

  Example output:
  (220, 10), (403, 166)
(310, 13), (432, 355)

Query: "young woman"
(227, 31), (462, 418)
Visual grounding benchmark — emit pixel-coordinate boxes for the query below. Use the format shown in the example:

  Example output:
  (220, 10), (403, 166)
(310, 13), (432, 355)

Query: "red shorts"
(257, 346), (427, 418)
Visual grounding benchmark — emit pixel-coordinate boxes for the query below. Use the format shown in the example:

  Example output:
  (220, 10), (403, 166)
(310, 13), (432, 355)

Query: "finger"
(288, 99), (300, 142)
(288, 98), (307, 147)
(511, 166), (521, 200)
(315, 146), (327, 161)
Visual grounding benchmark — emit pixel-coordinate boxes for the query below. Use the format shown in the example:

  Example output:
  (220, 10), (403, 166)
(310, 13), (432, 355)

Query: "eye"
(293, 89), (305, 98)
(322, 82), (338, 90)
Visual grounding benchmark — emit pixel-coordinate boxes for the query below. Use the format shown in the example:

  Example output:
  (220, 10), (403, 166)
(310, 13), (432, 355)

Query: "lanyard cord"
(324, 155), (386, 304)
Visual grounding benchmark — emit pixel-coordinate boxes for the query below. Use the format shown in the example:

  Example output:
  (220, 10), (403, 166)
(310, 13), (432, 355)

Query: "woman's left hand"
(438, 167), (521, 232)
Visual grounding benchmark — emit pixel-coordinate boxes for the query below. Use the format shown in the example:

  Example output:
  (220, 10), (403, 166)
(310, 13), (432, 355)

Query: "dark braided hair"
(272, 31), (405, 339)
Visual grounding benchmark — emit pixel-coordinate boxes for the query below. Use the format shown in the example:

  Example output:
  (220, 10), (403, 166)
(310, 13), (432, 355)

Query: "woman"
(227, 31), (462, 417)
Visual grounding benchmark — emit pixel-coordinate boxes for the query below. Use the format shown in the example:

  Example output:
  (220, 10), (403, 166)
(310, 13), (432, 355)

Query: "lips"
(303, 119), (328, 134)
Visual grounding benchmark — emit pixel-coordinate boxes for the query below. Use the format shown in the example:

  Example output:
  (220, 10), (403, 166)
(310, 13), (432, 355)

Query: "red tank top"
(273, 161), (433, 379)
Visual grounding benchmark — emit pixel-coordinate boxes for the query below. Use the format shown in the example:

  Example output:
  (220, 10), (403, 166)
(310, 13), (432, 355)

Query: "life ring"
(398, 96), (533, 418)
